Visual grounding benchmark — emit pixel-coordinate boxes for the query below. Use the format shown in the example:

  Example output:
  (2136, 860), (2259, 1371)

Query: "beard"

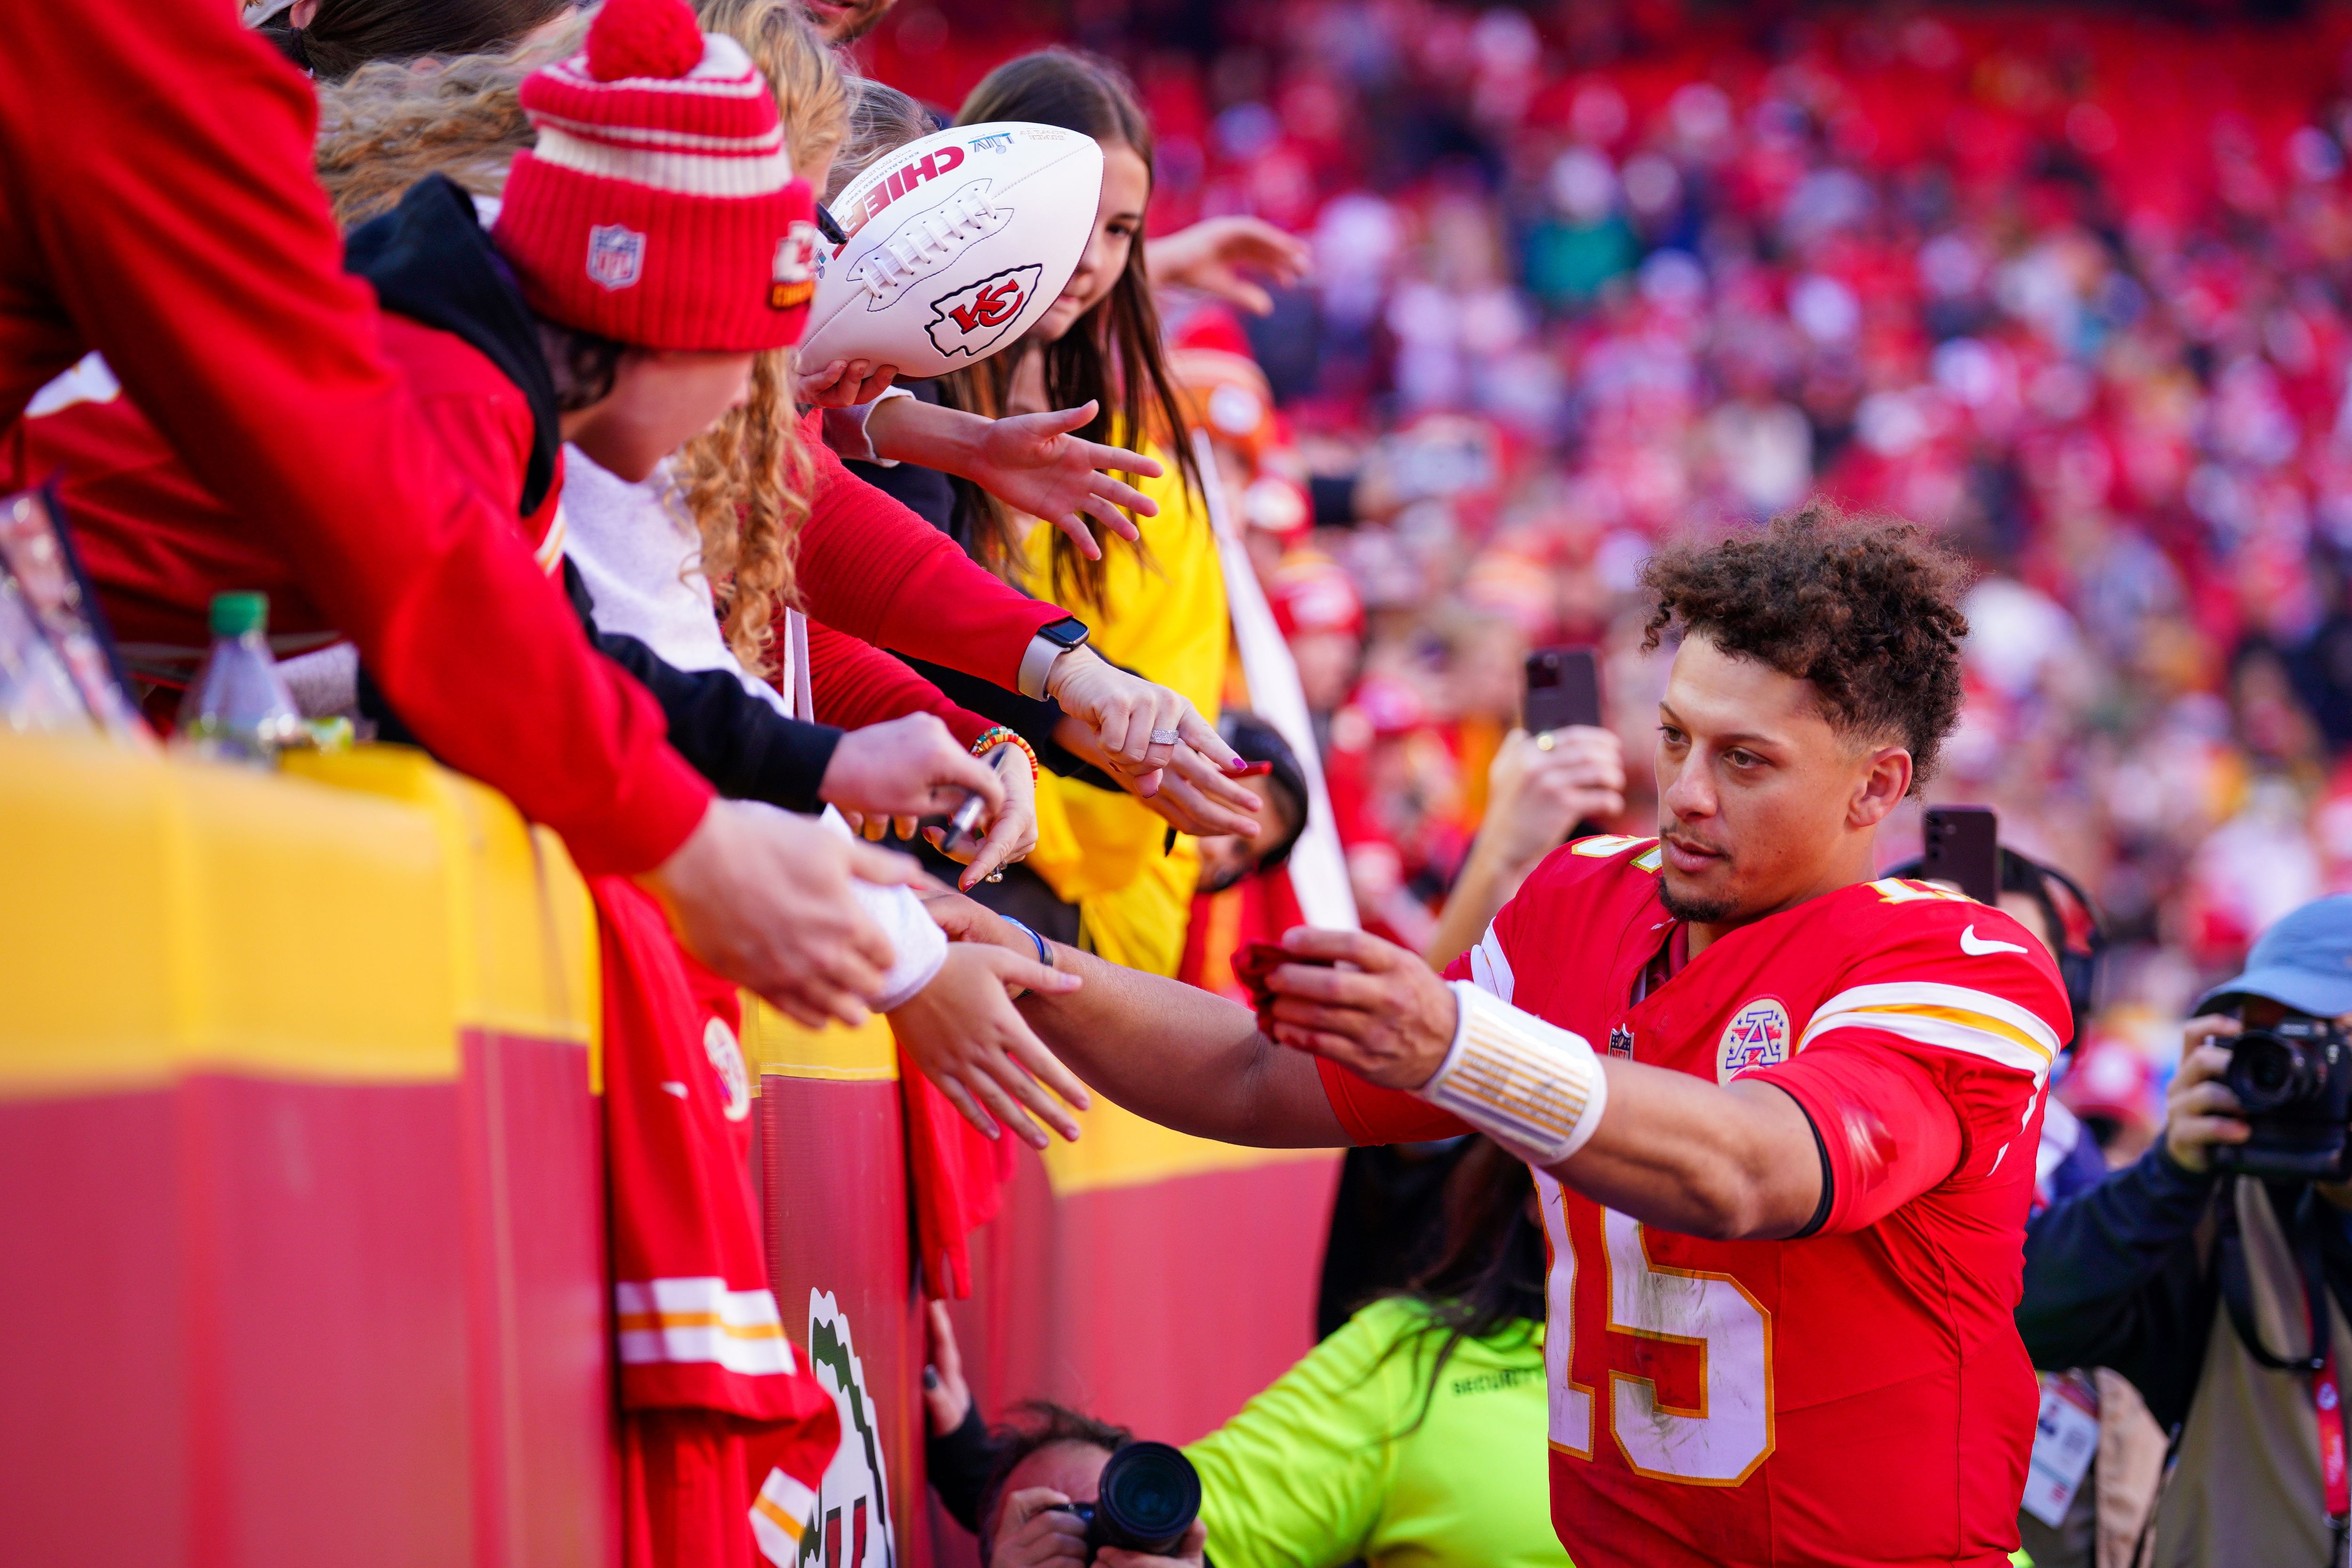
(1659, 875), (1740, 926)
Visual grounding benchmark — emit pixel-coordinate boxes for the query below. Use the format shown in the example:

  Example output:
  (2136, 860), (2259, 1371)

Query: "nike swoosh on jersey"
(1959, 924), (2029, 957)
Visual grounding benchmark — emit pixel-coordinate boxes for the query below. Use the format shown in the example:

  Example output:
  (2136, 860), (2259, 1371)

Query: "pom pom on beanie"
(585, 0), (706, 81)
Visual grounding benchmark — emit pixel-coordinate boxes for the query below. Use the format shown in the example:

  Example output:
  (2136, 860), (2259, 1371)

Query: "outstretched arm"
(1265, 929), (1827, 1240)
(924, 894), (1349, 1149)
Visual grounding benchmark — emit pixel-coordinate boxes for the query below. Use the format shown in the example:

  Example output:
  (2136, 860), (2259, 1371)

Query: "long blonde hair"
(313, 14), (586, 225)
(312, 1), (850, 673)
(673, 0), (849, 670)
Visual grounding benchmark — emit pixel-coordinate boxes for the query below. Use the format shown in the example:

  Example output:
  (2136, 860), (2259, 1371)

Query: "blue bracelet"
(1001, 914), (1051, 969)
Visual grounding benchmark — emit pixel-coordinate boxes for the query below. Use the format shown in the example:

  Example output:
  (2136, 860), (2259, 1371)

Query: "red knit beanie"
(493, 0), (817, 351)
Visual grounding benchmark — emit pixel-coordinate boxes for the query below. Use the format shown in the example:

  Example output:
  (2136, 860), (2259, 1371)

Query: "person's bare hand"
(641, 800), (921, 1029)
(1264, 927), (1458, 1089)
(1098, 1520), (1208, 1568)
(793, 356), (899, 408)
(821, 713), (1004, 830)
(1044, 650), (1245, 784)
(972, 400), (1160, 559)
(921, 1299), (972, 1436)
(938, 744), (1038, 889)
(1051, 715), (1262, 835)
(1483, 726), (1626, 869)
(1149, 216), (1310, 316)
(915, 887), (1034, 954)
(2166, 1018), (2249, 1173)
(994, 1487), (1090, 1568)
(889, 943), (1090, 1147)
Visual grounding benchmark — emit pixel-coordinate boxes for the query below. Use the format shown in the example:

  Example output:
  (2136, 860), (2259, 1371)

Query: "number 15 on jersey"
(1536, 1172), (1776, 1486)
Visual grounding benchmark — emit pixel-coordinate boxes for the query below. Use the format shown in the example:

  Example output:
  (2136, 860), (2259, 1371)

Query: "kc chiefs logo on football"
(1716, 996), (1792, 1084)
(925, 264), (1042, 360)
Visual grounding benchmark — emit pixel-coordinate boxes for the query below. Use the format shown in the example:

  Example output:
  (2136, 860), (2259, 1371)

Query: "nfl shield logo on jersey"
(1717, 996), (1792, 1084)
(586, 223), (646, 291)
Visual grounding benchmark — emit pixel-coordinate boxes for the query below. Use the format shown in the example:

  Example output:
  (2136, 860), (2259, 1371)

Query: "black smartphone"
(1920, 806), (2000, 906)
(1524, 646), (1601, 735)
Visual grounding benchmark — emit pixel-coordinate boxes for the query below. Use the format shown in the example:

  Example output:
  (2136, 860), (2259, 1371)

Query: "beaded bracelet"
(970, 725), (1040, 788)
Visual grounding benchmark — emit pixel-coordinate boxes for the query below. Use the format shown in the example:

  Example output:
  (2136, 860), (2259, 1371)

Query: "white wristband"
(1414, 980), (1609, 1165)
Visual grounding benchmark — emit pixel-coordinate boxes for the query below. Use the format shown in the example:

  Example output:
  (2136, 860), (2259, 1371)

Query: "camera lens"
(1092, 1441), (1201, 1554)
(2227, 1030), (2318, 1115)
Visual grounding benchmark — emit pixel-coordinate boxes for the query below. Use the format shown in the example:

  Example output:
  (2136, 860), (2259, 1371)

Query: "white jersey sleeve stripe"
(1802, 1008), (2052, 1075)
(1798, 981), (2061, 1057)
(1470, 921), (1515, 1004)
(613, 1277), (798, 1377)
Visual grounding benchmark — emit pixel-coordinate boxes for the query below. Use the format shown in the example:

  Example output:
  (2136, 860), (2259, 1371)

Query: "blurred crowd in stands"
(865, 0), (2352, 1156)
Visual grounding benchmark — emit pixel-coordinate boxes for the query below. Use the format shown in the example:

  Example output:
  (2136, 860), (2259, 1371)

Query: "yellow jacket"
(1018, 453), (1227, 978)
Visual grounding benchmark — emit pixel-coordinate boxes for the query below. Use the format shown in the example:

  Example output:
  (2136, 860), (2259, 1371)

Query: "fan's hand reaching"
(932, 743), (1039, 890)
(970, 400), (1162, 559)
(794, 356), (899, 408)
(1148, 216), (1311, 315)
(1052, 715), (1262, 839)
(1044, 649), (1245, 783)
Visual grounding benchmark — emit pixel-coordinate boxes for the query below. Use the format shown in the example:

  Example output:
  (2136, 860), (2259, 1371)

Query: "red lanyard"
(2319, 1346), (2348, 1524)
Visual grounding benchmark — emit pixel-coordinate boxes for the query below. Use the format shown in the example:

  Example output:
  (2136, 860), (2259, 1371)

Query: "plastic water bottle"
(178, 591), (303, 765)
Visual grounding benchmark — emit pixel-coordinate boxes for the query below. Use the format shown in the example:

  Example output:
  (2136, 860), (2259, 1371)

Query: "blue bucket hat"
(2195, 895), (2352, 1018)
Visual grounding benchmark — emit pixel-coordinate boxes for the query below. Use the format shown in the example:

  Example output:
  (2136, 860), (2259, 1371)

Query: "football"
(799, 121), (1104, 380)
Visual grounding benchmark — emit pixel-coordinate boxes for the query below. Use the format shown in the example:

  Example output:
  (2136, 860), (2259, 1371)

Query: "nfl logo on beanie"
(588, 224), (646, 291)
(493, 0), (814, 350)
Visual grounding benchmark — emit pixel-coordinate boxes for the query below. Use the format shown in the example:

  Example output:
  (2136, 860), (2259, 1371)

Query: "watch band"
(1017, 631), (1072, 699)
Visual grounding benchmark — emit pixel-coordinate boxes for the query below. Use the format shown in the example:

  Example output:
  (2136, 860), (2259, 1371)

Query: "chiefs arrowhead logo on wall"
(925, 265), (1042, 361)
(797, 1290), (896, 1568)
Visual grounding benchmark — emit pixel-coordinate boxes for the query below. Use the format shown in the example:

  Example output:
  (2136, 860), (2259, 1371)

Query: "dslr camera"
(1048, 1441), (1201, 1561)
(2215, 1005), (2352, 1180)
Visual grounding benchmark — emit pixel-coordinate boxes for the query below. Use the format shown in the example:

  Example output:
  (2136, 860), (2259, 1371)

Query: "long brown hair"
(1370, 1138), (1545, 1437)
(673, 0), (849, 667)
(260, 0), (572, 81)
(954, 50), (1200, 612)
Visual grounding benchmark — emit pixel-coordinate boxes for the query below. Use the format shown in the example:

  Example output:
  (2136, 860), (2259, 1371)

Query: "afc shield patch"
(925, 263), (1042, 361)
(702, 1016), (752, 1123)
(770, 220), (819, 310)
(1716, 996), (1792, 1084)
(586, 223), (646, 291)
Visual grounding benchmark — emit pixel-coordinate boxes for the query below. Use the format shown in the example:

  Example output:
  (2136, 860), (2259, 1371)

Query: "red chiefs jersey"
(1318, 836), (2070, 1567)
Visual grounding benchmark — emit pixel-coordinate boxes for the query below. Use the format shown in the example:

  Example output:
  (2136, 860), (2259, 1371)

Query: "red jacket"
(0, 0), (710, 875)
(13, 370), (1063, 755)
(792, 412), (1057, 692)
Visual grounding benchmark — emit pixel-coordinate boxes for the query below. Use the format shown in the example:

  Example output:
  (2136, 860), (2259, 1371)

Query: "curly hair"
(1639, 502), (1974, 791)
(672, 0), (849, 668)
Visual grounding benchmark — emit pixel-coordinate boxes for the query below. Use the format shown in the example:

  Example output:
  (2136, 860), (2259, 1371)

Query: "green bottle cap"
(210, 591), (267, 638)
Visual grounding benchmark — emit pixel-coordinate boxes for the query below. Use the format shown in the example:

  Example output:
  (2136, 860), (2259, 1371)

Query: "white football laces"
(855, 182), (1004, 309)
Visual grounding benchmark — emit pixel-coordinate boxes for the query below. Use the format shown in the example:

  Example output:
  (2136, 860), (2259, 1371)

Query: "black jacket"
(344, 176), (841, 811)
(2018, 1141), (2352, 1432)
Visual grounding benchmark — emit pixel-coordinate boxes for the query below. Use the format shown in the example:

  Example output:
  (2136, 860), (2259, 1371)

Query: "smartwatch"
(1018, 616), (1091, 699)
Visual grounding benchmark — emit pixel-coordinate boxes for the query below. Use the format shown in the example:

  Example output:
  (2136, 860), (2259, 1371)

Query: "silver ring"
(1535, 730), (1558, 752)
(1149, 728), (1181, 746)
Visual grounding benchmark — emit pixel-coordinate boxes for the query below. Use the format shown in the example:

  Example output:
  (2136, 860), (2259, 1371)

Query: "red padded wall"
(758, 1075), (929, 1568)
(0, 1034), (612, 1568)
